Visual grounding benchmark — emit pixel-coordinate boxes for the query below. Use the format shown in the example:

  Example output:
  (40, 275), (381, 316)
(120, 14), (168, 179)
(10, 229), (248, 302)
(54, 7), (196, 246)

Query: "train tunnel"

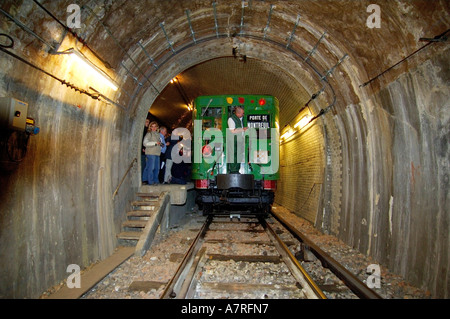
(0, 0), (448, 298)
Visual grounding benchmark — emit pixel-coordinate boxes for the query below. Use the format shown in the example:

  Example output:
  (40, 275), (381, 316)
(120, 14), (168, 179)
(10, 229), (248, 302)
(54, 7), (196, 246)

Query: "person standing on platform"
(170, 138), (188, 185)
(143, 121), (162, 185)
(141, 118), (150, 184)
(163, 134), (178, 184)
(158, 126), (168, 183)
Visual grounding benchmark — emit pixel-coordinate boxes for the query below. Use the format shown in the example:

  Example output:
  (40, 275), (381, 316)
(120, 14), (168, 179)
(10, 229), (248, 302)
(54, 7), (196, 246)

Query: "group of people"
(141, 104), (247, 185)
(141, 118), (189, 185)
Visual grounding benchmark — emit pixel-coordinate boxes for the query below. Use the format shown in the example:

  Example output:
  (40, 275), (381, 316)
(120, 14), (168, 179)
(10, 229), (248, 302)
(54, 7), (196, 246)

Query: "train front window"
(201, 107), (222, 130)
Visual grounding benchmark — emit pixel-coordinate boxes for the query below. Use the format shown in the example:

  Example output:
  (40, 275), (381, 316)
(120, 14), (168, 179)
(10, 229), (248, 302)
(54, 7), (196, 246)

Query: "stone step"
(131, 200), (158, 206)
(116, 191), (171, 256)
(117, 231), (142, 241)
(127, 210), (156, 217)
(122, 220), (148, 228)
(137, 192), (161, 198)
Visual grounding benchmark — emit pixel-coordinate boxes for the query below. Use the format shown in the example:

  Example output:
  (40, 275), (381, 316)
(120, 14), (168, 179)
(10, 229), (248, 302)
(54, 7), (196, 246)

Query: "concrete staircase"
(117, 191), (170, 256)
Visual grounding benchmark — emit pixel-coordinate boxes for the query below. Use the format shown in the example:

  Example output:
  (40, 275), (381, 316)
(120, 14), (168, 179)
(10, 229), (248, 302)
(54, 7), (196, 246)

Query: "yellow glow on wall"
(69, 49), (118, 91)
(294, 114), (311, 129)
(280, 127), (295, 140)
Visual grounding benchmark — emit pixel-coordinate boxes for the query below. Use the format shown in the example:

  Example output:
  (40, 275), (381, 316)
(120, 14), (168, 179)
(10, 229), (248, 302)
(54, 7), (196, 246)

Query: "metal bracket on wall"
(83, 4), (160, 95)
(160, 22), (175, 54)
(286, 14), (301, 49)
(120, 62), (141, 86)
(186, 10), (197, 44)
(240, 1), (248, 35)
(263, 4), (275, 39)
(321, 54), (349, 82)
(138, 41), (159, 70)
(212, 2), (220, 38)
(305, 32), (327, 62)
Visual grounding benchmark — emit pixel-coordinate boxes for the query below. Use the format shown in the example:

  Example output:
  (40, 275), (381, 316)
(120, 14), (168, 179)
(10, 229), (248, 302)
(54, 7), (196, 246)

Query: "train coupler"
(229, 213), (241, 221)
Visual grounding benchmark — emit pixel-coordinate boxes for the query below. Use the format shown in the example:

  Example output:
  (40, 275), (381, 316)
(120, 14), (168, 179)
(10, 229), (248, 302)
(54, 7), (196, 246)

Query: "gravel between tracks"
(42, 205), (431, 299)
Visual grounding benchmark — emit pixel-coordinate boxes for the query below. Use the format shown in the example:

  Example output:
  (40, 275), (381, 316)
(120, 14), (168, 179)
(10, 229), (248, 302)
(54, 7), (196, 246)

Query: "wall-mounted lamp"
(280, 126), (295, 140)
(68, 49), (118, 91)
(294, 114), (311, 130)
(280, 112), (312, 142)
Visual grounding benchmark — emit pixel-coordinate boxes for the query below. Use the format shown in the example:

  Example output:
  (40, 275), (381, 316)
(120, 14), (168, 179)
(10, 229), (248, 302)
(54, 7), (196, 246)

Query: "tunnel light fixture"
(170, 77), (178, 84)
(294, 114), (311, 130)
(280, 126), (295, 140)
(68, 49), (118, 91)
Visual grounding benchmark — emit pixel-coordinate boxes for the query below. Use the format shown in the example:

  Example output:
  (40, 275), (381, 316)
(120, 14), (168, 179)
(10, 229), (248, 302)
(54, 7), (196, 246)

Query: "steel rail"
(259, 217), (327, 299)
(160, 215), (212, 299)
(270, 208), (383, 299)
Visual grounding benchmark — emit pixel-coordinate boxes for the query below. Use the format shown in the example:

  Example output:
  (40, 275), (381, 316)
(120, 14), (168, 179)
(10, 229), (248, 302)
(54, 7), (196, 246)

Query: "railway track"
(159, 211), (381, 299)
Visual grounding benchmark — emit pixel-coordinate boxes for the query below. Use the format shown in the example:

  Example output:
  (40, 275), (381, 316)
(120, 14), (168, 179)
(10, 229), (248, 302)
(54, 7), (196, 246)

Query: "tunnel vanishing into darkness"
(0, 0), (448, 298)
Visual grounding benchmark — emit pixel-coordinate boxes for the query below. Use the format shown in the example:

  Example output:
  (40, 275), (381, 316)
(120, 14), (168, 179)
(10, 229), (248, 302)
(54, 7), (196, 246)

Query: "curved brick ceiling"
(151, 57), (314, 129)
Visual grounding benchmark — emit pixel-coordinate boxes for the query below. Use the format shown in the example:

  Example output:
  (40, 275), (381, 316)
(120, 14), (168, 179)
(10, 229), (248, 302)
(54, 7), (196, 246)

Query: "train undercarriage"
(195, 174), (275, 217)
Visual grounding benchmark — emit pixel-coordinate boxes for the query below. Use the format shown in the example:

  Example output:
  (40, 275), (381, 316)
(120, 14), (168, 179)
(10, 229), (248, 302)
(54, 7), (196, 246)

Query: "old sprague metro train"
(192, 95), (280, 216)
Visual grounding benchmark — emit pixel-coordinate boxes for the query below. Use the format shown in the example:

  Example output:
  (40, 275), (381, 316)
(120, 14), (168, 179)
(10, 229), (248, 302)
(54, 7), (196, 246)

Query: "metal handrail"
(112, 158), (137, 200)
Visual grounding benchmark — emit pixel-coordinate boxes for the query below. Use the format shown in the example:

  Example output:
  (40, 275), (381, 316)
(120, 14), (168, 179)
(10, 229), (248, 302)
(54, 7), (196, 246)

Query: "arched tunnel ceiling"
(93, 0), (446, 129)
(150, 56), (312, 129)
(2, 0), (447, 128)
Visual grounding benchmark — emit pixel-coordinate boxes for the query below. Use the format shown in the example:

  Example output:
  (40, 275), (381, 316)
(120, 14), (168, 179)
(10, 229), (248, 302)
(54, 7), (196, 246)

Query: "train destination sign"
(247, 114), (270, 129)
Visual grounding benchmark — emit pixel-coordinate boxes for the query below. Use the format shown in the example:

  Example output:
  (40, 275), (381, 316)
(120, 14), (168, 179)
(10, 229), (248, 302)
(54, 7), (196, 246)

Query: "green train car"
(192, 95), (280, 216)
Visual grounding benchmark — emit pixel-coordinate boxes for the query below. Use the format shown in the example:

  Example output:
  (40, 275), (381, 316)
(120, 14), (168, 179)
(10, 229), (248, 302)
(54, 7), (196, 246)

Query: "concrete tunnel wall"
(0, 0), (448, 298)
